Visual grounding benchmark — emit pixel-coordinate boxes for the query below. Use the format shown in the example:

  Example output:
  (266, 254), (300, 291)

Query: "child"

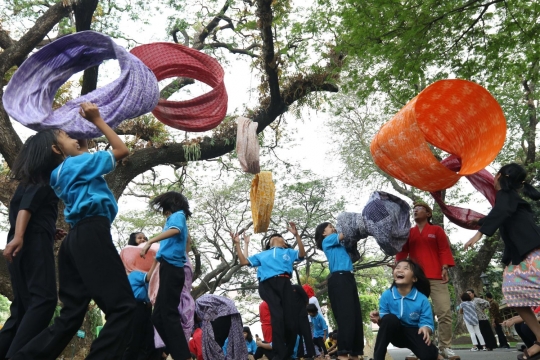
(235, 223), (306, 359)
(315, 222), (363, 360)
(370, 260), (442, 360)
(0, 130), (61, 359)
(459, 293), (486, 351)
(465, 163), (540, 360)
(307, 303), (328, 357)
(243, 326), (258, 358)
(11, 102), (136, 360)
(140, 191), (192, 360)
(128, 232), (148, 246)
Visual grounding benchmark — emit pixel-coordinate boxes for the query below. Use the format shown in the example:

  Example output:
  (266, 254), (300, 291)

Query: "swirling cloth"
(149, 258), (195, 345)
(250, 172), (275, 233)
(236, 117), (260, 174)
(371, 79), (506, 192)
(119, 243), (159, 273)
(3, 31), (159, 138)
(336, 191), (411, 258)
(195, 294), (248, 360)
(130, 42), (228, 132)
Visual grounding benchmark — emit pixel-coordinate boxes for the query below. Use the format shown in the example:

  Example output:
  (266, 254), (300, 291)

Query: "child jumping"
(12, 102), (136, 360)
(307, 303), (328, 357)
(140, 191), (192, 360)
(459, 293), (486, 351)
(370, 259), (442, 360)
(315, 222), (363, 360)
(0, 131), (61, 358)
(235, 223), (306, 360)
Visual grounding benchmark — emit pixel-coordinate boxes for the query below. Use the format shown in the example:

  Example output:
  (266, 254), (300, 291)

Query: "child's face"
(243, 332), (247, 339)
(135, 233), (147, 244)
(322, 224), (336, 237)
(393, 262), (416, 285)
(308, 311), (316, 317)
(53, 131), (82, 157)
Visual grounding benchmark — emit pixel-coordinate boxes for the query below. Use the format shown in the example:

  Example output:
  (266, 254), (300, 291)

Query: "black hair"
(10, 129), (64, 185)
(392, 259), (431, 297)
(306, 303), (318, 314)
(243, 326), (253, 342)
(466, 289), (475, 295)
(498, 163), (540, 200)
(315, 222), (331, 250)
(461, 292), (472, 302)
(150, 191), (192, 218)
(485, 292), (493, 299)
(265, 233), (288, 250)
(128, 232), (145, 246)
(330, 332), (338, 340)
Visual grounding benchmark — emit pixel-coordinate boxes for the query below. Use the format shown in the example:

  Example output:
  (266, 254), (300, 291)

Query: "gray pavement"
(389, 347), (518, 360)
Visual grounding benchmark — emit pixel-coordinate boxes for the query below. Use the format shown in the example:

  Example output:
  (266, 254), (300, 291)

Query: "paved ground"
(389, 347), (518, 360)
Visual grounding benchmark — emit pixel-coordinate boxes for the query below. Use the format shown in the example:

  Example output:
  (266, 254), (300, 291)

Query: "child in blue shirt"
(369, 259), (442, 360)
(11, 102), (136, 360)
(235, 222), (306, 360)
(307, 303), (328, 356)
(315, 222), (364, 360)
(140, 191), (192, 360)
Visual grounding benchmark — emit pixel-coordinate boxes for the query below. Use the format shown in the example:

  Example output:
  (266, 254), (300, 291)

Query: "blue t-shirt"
(247, 247), (303, 282)
(379, 286), (434, 331)
(322, 233), (353, 273)
(50, 150), (117, 226)
(156, 210), (188, 267)
(223, 338), (257, 355)
(309, 312), (328, 338)
(128, 271), (149, 303)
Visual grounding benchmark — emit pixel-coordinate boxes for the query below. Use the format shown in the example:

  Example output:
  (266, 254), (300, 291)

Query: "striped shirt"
(460, 301), (479, 325)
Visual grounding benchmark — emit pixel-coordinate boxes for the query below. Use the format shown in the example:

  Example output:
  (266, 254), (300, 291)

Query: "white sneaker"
(441, 348), (459, 359)
(470, 347), (479, 352)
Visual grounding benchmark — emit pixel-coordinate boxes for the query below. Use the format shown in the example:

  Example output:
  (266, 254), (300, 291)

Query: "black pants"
(296, 315), (315, 357)
(152, 259), (190, 360)
(258, 277), (298, 359)
(255, 342), (275, 360)
(374, 314), (439, 360)
(515, 323), (535, 348)
(123, 302), (160, 360)
(476, 319), (497, 349)
(314, 337), (327, 355)
(12, 217), (136, 360)
(0, 231), (57, 358)
(328, 272), (364, 356)
(494, 323), (509, 347)
(211, 315), (232, 348)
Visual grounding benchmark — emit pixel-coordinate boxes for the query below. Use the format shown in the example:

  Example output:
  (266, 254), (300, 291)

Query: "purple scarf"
(3, 31), (159, 138)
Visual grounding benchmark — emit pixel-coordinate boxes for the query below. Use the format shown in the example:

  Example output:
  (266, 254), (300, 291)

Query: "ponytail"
(498, 163), (540, 201)
(523, 182), (540, 201)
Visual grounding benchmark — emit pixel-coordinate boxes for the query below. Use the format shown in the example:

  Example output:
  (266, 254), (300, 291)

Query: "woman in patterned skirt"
(465, 163), (540, 360)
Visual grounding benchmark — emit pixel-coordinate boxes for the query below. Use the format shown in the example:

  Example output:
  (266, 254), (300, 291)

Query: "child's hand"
(231, 232), (240, 245)
(140, 242), (151, 258)
(4, 236), (23, 263)
(243, 233), (251, 244)
(369, 310), (380, 324)
(287, 221), (299, 236)
(418, 326), (431, 345)
(54, 228), (67, 241)
(79, 102), (102, 123)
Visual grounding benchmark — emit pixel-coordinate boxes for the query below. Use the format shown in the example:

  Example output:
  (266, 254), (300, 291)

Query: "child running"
(459, 293), (486, 351)
(465, 163), (540, 360)
(307, 303), (328, 358)
(370, 260), (443, 360)
(315, 222), (363, 360)
(140, 191), (192, 360)
(12, 102), (136, 360)
(0, 131), (61, 359)
(235, 223), (306, 360)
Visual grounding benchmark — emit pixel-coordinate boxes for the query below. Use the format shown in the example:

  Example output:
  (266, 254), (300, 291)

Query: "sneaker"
(470, 347), (479, 352)
(441, 348), (459, 359)
(482, 347), (487, 351)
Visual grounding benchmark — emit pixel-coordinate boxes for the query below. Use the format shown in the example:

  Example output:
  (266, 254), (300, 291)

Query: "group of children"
(4, 101), (540, 360)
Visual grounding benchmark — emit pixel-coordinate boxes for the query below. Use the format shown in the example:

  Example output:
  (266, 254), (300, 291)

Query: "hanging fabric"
(236, 116), (260, 174)
(250, 171), (275, 233)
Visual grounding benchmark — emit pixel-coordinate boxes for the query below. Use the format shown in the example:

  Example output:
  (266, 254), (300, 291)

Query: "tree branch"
(256, 0), (281, 107)
(160, 77), (196, 99)
(0, 30), (15, 50)
(192, 0), (232, 50)
(207, 42), (260, 58)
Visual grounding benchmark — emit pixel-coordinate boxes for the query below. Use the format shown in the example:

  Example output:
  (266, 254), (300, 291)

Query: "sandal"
(518, 341), (540, 360)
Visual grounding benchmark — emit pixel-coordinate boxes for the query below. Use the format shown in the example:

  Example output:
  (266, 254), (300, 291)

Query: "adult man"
(396, 203), (457, 359)
(466, 290), (497, 350)
(485, 293), (510, 349)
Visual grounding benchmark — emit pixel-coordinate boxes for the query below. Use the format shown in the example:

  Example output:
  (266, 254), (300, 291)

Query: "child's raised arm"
(287, 222), (306, 258)
(233, 233), (250, 266)
(79, 102), (129, 161)
(140, 228), (180, 258)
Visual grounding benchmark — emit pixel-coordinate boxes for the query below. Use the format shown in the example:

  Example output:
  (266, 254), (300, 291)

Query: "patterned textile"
(250, 172), (275, 233)
(502, 248), (540, 307)
(471, 298), (490, 321)
(3, 31), (159, 138)
(362, 191), (411, 256)
(488, 300), (502, 324)
(150, 257), (195, 346)
(130, 42), (227, 132)
(430, 155), (496, 230)
(460, 301), (479, 326)
(371, 79), (506, 192)
(195, 294), (248, 360)
(236, 117), (260, 174)
(336, 212), (368, 262)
